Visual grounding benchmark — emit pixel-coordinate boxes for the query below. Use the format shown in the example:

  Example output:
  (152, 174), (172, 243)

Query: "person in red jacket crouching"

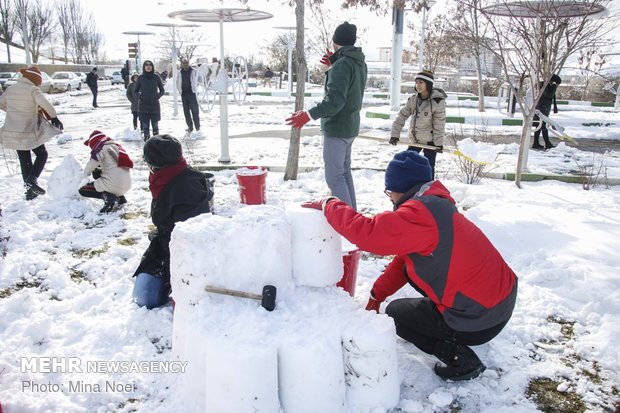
(302, 150), (517, 381)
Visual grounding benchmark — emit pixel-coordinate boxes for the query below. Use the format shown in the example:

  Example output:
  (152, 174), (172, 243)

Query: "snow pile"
(46, 155), (83, 200)
(169, 205), (399, 412)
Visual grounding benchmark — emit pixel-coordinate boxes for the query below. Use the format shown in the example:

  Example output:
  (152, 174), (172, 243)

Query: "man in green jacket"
(286, 21), (367, 210)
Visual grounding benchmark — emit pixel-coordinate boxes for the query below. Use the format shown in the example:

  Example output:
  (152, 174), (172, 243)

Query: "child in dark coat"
(132, 134), (214, 309)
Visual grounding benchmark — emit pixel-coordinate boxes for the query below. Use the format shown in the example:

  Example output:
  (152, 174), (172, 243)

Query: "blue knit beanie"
(385, 151), (432, 193)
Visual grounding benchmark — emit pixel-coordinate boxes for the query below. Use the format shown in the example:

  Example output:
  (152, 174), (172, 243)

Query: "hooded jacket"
(308, 46), (367, 138)
(391, 88), (447, 146)
(323, 180), (517, 332)
(0, 76), (58, 151)
(135, 62), (165, 116)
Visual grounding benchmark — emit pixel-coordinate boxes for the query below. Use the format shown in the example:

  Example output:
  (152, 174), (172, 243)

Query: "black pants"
(89, 86), (98, 107)
(533, 115), (552, 147)
(17, 145), (48, 182)
(408, 146), (437, 179)
(385, 297), (507, 354)
(181, 92), (200, 131)
(79, 183), (104, 199)
(132, 111), (139, 130)
(139, 113), (159, 140)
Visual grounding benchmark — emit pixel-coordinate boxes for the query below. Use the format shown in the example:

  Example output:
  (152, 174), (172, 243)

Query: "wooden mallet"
(204, 285), (277, 311)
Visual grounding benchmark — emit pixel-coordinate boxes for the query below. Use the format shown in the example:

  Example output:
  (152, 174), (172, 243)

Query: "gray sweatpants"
(323, 135), (357, 210)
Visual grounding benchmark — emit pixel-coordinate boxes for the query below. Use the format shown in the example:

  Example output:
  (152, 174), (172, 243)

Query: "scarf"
(90, 139), (134, 169)
(149, 158), (188, 200)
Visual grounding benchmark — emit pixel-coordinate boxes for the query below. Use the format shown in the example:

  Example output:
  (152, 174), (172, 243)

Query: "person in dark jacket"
(175, 58), (200, 133)
(302, 150), (518, 381)
(126, 74), (139, 130)
(121, 60), (130, 89)
(132, 134), (213, 309)
(532, 74), (561, 150)
(286, 21), (367, 211)
(85, 67), (99, 108)
(135, 60), (165, 141)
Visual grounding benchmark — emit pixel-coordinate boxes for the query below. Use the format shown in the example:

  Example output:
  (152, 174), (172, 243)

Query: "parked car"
(111, 71), (124, 85)
(50, 71), (82, 92)
(0, 71), (17, 89)
(74, 72), (87, 83)
(3, 72), (53, 93)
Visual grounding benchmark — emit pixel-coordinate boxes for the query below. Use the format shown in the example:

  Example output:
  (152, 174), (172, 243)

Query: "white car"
(0, 71), (17, 89)
(73, 72), (87, 83)
(111, 71), (124, 85)
(50, 71), (82, 92)
(4, 72), (53, 93)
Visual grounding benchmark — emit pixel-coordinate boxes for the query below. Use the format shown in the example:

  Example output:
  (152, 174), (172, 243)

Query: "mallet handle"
(205, 285), (262, 301)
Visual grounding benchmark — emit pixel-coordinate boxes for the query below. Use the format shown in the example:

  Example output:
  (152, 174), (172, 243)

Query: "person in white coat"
(175, 58), (200, 134)
(79, 130), (133, 213)
(0, 66), (64, 200)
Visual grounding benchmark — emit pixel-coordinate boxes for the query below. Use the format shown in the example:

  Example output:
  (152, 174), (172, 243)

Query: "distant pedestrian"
(79, 130), (133, 213)
(176, 58), (200, 134)
(135, 60), (165, 141)
(86, 67), (99, 108)
(389, 70), (447, 179)
(286, 21), (367, 210)
(121, 60), (130, 89)
(0, 66), (64, 200)
(532, 74), (561, 150)
(126, 74), (140, 130)
(263, 67), (274, 88)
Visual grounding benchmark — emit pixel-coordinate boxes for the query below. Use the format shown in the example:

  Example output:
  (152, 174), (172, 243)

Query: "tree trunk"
(515, 111), (534, 188)
(475, 52), (485, 112)
(284, 0), (306, 182)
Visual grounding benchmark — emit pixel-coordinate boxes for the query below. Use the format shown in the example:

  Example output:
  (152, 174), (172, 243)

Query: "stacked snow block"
(169, 204), (399, 413)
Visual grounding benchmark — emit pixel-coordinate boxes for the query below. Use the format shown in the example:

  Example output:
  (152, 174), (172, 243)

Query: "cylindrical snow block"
(205, 343), (279, 413)
(285, 204), (343, 287)
(337, 249), (362, 297)
(279, 330), (346, 413)
(236, 166), (267, 205)
(341, 312), (400, 412)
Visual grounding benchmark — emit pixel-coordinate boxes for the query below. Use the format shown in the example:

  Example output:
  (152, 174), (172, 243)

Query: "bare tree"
(25, 0), (54, 62)
(157, 27), (208, 64)
(446, 0), (492, 112)
(55, 0), (72, 64)
(576, 47), (606, 100)
(407, 13), (462, 73)
(476, 0), (618, 187)
(0, 0), (17, 63)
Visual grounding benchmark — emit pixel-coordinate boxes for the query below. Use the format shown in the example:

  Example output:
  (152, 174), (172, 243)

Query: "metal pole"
(172, 27), (179, 118)
(390, 7), (404, 111)
(20, 7), (31, 64)
(218, 16), (231, 163)
(419, 6), (427, 69)
(137, 36), (142, 74)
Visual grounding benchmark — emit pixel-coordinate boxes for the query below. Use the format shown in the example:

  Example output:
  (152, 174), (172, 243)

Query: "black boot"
(543, 139), (555, 149)
(25, 176), (46, 195)
(25, 187), (39, 200)
(100, 192), (118, 213)
(118, 195), (127, 205)
(433, 340), (486, 381)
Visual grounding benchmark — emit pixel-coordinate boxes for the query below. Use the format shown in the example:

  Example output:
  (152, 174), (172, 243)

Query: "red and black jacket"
(324, 181), (517, 332)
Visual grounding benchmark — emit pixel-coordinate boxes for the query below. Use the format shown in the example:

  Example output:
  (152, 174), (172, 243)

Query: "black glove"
(92, 167), (102, 180)
(51, 117), (64, 131)
(389, 137), (399, 146)
(435, 145), (443, 153)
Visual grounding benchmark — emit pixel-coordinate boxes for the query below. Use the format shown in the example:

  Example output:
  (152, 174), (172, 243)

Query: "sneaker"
(118, 195), (127, 205)
(544, 143), (555, 149)
(25, 188), (39, 201)
(100, 192), (119, 213)
(25, 176), (46, 195)
(532, 143), (544, 150)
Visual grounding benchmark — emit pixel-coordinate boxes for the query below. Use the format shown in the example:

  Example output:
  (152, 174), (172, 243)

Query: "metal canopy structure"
(482, 0), (606, 18)
(147, 22), (199, 118)
(168, 8), (273, 163)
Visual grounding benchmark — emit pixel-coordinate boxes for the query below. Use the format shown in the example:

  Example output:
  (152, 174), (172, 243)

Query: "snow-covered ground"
(1, 84), (619, 412)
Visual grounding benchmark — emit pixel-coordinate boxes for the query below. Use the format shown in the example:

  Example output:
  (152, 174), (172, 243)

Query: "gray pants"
(323, 135), (356, 210)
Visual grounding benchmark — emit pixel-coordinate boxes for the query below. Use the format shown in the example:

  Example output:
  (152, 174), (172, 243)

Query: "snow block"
(278, 326), (346, 413)
(342, 311), (400, 412)
(47, 154), (83, 200)
(169, 205), (293, 306)
(285, 204), (343, 287)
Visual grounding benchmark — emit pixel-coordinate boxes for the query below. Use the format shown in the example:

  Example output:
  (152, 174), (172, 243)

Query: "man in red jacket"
(303, 150), (517, 381)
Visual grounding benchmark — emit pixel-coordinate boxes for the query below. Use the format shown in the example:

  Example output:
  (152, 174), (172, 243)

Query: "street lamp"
(417, 0), (436, 70)
(147, 22), (200, 118)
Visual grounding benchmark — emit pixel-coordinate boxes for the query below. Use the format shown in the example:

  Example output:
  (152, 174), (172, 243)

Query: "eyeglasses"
(384, 189), (392, 197)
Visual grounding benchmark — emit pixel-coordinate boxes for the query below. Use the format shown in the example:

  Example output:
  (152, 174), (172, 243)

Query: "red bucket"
(337, 249), (362, 297)
(236, 166), (267, 205)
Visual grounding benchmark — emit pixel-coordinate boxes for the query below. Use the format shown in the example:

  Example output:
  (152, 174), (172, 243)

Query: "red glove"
(301, 197), (337, 211)
(320, 49), (334, 67)
(365, 294), (382, 313)
(285, 111), (311, 129)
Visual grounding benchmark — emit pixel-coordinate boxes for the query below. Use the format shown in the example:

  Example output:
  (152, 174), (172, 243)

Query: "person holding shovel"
(389, 70), (447, 179)
(302, 150), (517, 381)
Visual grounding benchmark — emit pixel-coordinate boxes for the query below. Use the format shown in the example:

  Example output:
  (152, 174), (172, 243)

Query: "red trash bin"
(236, 166), (267, 205)
(337, 249), (362, 297)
